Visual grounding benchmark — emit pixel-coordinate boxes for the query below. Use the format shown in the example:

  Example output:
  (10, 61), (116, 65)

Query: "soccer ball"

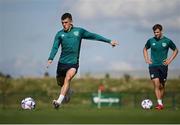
(21, 97), (36, 110)
(141, 99), (153, 109)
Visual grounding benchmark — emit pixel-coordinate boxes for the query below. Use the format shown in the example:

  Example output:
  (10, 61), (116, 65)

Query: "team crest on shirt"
(61, 34), (65, 38)
(73, 31), (79, 36)
(162, 43), (167, 47)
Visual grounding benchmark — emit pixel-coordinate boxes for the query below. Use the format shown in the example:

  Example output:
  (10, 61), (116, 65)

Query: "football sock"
(157, 99), (163, 105)
(57, 95), (64, 104)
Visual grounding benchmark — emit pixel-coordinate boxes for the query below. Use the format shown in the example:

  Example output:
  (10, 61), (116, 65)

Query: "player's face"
(61, 18), (72, 31)
(154, 29), (162, 39)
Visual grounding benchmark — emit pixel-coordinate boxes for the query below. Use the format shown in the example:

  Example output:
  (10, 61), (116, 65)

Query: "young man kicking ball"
(47, 13), (118, 109)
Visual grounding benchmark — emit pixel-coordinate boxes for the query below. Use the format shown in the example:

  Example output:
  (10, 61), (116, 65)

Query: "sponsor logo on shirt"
(152, 43), (156, 46)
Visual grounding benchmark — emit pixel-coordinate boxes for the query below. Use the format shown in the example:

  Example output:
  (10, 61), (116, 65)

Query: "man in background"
(143, 24), (178, 110)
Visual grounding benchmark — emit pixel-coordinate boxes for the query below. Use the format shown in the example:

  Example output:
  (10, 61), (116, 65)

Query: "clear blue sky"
(0, 0), (180, 77)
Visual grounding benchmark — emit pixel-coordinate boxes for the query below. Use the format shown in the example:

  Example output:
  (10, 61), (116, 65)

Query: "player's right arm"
(47, 32), (61, 67)
(143, 40), (152, 64)
(143, 47), (152, 64)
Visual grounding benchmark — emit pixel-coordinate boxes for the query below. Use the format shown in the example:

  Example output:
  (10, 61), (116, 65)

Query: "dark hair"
(61, 13), (72, 21)
(152, 24), (163, 31)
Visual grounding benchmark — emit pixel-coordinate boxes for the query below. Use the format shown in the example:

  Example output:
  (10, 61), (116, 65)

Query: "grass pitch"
(0, 105), (180, 124)
(1, 77), (180, 124)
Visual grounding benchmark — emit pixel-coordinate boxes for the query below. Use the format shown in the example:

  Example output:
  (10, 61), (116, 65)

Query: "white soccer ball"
(141, 99), (153, 109)
(21, 97), (36, 110)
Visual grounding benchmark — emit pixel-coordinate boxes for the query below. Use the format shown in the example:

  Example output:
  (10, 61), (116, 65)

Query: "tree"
(44, 71), (49, 77)
(123, 73), (131, 82)
(105, 73), (110, 79)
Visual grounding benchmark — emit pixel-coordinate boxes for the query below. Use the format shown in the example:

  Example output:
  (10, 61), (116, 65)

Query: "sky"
(0, 0), (180, 77)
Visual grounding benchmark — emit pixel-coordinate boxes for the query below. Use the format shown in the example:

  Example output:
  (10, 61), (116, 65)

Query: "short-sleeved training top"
(145, 36), (176, 67)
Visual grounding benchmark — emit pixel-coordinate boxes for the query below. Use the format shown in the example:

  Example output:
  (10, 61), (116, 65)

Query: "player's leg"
(54, 68), (76, 106)
(63, 64), (79, 103)
(52, 63), (66, 109)
(63, 86), (74, 103)
(158, 65), (168, 107)
(152, 78), (161, 102)
(56, 76), (65, 86)
(149, 67), (161, 100)
(149, 66), (164, 109)
(152, 78), (164, 109)
(159, 83), (165, 99)
(52, 76), (65, 109)
(61, 68), (76, 95)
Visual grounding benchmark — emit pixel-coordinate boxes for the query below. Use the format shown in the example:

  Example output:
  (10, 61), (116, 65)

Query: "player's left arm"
(82, 29), (118, 47)
(163, 48), (178, 65)
(164, 40), (179, 65)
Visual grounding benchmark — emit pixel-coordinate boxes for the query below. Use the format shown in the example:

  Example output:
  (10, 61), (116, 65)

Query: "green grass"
(0, 105), (180, 124)
(0, 77), (180, 123)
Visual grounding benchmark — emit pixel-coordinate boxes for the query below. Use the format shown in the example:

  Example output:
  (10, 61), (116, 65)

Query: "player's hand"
(163, 59), (171, 66)
(146, 59), (152, 64)
(110, 40), (119, 47)
(47, 60), (52, 69)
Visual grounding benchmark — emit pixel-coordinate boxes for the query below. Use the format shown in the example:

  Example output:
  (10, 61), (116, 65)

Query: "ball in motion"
(141, 99), (153, 109)
(21, 97), (36, 110)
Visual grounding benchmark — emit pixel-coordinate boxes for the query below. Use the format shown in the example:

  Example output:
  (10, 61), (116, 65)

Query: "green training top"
(145, 36), (177, 67)
(48, 27), (111, 64)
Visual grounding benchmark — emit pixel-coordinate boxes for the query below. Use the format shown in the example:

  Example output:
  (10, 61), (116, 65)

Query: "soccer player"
(143, 24), (178, 110)
(47, 13), (118, 109)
